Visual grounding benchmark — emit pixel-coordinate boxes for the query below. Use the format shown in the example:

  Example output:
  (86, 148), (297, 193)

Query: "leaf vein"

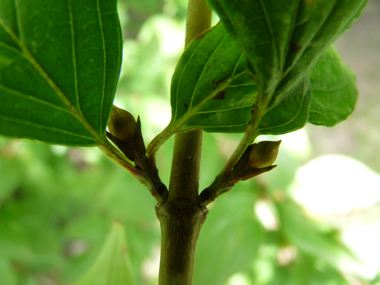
(173, 27), (219, 121)
(258, 0), (278, 80)
(67, 0), (80, 112)
(0, 113), (96, 141)
(0, 84), (71, 113)
(196, 105), (252, 114)
(188, 33), (229, 109)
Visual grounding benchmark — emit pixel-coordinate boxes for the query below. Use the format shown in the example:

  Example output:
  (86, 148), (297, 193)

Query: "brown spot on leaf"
(290, 44), (302, 52)
(184, 103), (188, 110)
(212, 90), (226, 100)
(212, 74), (230, 90)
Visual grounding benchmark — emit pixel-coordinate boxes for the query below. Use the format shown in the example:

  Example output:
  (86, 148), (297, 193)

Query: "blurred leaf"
(271, 253), (351, 285)
(170, 22), (257, 133)
(0, 257), (17, 285)
(0, 0), (122, 145)
(270, 258), (350, 285)
(99, 170), (157, 223)
(75, 221), (135, 285)
(194, 190), (265, 284)
(206, 0), (367, 104)
(0, 157), (24, 201)
(308, 45), (357, 127)
(199, 133), (226, 186)
(276, 199), (360, 272)
(0, 219), (34, 260)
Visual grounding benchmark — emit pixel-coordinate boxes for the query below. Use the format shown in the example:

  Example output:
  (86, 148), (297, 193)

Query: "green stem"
(156, 1), (212, 284)
(198, 92), (270, 205)
(97, 140), (147, 182)
(98, 139), (168, 203)
(156, 202), (208, 285)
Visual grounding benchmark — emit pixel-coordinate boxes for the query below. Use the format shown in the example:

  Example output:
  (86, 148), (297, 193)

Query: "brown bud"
(133, 116), (146, 156)
(108, 105), (136, 142)
(249, 140), (281, 168)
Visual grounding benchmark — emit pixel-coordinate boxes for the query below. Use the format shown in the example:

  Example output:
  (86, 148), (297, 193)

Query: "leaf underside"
(206, 0), (367, 106)
(308, 46), (357, 127)
(170, 20), (359, 135)
(0, 0), (122, 146)
(258, 78), (311, 135)
(170, 23), (257, 133)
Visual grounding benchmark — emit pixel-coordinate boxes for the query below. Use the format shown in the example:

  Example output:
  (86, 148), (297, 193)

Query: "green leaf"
(206, 0), (367, 103)
(0, 0), (122, 146)
(75, 221), (135, 285)
(258, 78), (311, 135)
(170, 22), (257, 133)
(308, 45), (357, 126)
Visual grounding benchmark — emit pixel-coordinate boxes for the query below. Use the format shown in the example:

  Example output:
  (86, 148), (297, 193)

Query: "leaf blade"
(170, 23), (257, 133)
(206, 0), (367, 104)
(308, 46), (357, 126)
(258, 78), (311, 135)
(0, 0), (122, 146)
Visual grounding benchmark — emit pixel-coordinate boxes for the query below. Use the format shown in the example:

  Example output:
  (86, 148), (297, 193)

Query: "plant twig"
(98, 139), (168, 203)
(198, 92), (270, 206)
(156, 0), (212, 284)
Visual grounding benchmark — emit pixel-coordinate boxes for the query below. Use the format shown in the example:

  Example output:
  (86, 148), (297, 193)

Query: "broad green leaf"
(170, 22), (257, 133)
(75, 221), (135, 285)
(206, 0), (367, 103)
(0, 0), (122, 146)
(258, 78), (311, 135)
(308, 45), (357, 126)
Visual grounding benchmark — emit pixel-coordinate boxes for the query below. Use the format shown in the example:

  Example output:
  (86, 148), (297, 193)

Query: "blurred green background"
(1, 0), (380, 284)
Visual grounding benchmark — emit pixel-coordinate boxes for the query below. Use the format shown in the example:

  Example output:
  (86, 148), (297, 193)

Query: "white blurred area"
(283, 130), (380, 278)
(292, 154), (380, 214)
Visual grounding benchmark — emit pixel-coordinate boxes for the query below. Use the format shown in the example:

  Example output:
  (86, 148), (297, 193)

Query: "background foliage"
(0, 0), (379, 284)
